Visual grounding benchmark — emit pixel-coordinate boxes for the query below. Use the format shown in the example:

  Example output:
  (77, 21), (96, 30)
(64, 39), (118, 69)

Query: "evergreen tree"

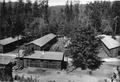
(33, 0), (39, 17)
(74, 2), (79, 19)
(0, 0), (8, 37)
(86, 2), (101, 32)
(8, 0), (13, 16)
(44, 0), (49, 24)
(64, 0), (74, 22)
(64, 0), (70, 22)
(112, 1), (120, 17)
(17, 0), (25, 15)
(111, 1), (120, 34)
(12, 15), (25, 37)
(68, 26), (102, 71)
(1, 0), (7, 18)
(7, 0), (13, 28)
(13, 2), (18, 15)
(25, 0), (32, 16)
(39, 0), (45, 18)
(69, 1), (74, 21)
(85, 1), (112, 33)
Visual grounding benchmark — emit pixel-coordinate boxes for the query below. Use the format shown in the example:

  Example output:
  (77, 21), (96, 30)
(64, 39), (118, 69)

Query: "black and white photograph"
(0, 0), (120, 82)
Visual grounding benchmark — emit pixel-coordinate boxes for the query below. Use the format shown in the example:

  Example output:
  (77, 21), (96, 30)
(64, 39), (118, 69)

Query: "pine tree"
(33, 0), (39, 17)
(44, 0), (49, 24)
(7, 0), (13, 27)
(8, 0), (13, 16)
(25, 0), (32, 16)
(111, 1), (120, 35)
(85, 1), (102, 32)
(0, 0), (8, 38)
(17, 0), (25, 15)
(1, 0), (7, 18)
(112, 1), (120, 17)
(13, 2), (18, 15)
(68, 26), (102, 71)
(74, 2), (79, 19)
(69, 1), (74, 21)
(64, 0), (70, 22)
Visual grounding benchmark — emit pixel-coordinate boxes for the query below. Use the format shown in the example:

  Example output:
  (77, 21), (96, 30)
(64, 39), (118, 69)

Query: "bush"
(14, 75), (39, 82)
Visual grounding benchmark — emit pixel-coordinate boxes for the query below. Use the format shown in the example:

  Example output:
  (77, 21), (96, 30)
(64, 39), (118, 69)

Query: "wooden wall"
(0, 45), (3, 53)
(23, 59), (62, 69)
(102, 43), (120, 57)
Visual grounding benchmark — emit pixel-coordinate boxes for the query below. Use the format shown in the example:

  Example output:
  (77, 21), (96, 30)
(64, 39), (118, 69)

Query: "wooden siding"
(0, 38), (25, 53)
(33, 44), (41, 51)
(110, 48), (119, 57)
(23, 59), (62, 69)
(20, 43), (41, 51)
(102, 43), (111, 56)
(102, 43), (120, 57)
(41, 37), (57, 51)
(20, 36), (57, 51)
(0, 45), (3, 53)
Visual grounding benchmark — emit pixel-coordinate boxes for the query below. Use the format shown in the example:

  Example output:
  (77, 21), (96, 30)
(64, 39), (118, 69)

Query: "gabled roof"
(98, 35), (120, 49)
(29, 33), (56, 47)
(20, 50), (64, 61)
(0, 37), (21, 45)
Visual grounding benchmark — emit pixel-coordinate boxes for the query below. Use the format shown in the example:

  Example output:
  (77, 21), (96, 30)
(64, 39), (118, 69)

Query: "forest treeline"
(0, 0), (49, 39)
(0, 0), (120, 39)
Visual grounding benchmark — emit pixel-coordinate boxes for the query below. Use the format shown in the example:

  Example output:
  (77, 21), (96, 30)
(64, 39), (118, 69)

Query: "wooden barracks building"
(20, 33), (57, 51)
(97, 35), (120, 57)
(0, 37), (24, 53)
(18, 50), (66, 70)
(0, 33), (57, 53)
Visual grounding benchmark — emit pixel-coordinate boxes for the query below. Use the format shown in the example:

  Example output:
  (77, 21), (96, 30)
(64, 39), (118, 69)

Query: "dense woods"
(1, 0), (120, 38)
(0, 0), (50, 39)
(1, 0), (120, 81)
